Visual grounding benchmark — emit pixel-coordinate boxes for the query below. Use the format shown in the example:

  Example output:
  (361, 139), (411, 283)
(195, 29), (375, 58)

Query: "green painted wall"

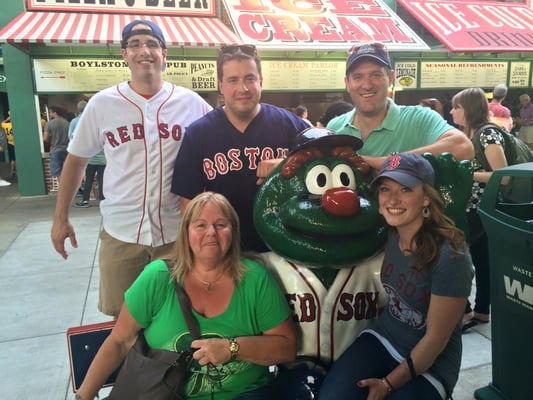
(1, 1), (47, 195)
(4, 46), (46, 195)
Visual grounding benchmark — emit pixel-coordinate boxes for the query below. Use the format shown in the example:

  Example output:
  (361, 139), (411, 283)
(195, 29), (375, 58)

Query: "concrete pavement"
(0, 180), (492, 400)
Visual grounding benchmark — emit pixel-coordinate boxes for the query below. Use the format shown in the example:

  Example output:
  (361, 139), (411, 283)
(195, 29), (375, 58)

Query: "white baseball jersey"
(261, 251), (387, 364)
(68, 81), (212, 246)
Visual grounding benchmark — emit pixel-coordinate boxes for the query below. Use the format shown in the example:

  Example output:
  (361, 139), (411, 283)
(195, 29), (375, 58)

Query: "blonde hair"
(519, 94), (530, 102)
(170, 192), (246, 284)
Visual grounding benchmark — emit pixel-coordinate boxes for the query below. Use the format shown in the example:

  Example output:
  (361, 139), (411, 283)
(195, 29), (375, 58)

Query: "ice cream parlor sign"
(223, 0), (429, 51)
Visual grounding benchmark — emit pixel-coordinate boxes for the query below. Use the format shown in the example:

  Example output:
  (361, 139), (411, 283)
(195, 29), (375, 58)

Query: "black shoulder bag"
(472, 123), (533, 203)
(105, 262), (199, 400)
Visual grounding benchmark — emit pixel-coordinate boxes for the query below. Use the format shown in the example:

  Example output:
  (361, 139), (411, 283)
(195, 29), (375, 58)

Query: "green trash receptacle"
(475, 162), (533, 400)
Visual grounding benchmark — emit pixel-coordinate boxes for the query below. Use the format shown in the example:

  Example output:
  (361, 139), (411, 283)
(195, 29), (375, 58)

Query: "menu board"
(33, 58), (217, 93)
(261, 61), (345, 91)
(420, 62), (508, 89)
(509, 62), (531, 88)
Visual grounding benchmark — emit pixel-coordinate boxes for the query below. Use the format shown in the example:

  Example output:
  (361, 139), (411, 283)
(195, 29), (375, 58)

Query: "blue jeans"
(317, 333), (443, 400)
(49, 148), (68, 177)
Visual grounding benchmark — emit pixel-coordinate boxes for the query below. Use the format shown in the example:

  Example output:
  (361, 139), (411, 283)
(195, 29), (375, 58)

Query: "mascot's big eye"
(331, 164), (356, 189)
(305, 165), (333, 195)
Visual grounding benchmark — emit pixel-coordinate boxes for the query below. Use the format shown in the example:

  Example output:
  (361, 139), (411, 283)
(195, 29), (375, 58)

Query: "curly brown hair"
(406, 184), (466, 273)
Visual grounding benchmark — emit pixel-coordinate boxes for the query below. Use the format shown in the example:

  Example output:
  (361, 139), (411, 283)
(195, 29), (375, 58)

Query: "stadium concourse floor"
(0, 178), (492, 400)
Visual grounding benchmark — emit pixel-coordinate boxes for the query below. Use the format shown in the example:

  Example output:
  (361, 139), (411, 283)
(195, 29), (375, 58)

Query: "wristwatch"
(74, 394), (82, 400)
(228, 337), (240, 360)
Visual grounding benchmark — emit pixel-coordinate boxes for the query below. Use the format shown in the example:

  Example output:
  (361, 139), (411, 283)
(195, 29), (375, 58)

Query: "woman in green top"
(76, 192), (297, 400)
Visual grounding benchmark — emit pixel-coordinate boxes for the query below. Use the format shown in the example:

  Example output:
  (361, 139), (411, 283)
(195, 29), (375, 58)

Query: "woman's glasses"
(219, 45), (257, 56)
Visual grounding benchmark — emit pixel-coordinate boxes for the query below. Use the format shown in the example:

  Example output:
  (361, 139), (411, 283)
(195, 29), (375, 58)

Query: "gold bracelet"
(381, 377), (394, 394)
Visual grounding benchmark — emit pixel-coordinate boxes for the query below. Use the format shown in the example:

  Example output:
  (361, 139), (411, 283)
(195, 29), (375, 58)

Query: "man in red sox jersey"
(51, 20), (212, 317)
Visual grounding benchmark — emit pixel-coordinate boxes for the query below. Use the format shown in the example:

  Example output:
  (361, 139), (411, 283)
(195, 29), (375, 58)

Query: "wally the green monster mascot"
(253, 128), (473, 375)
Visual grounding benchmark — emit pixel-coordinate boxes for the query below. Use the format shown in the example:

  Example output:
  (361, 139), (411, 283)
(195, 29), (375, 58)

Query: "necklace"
(190, 269), (224, 292)
(401, 248), (413, 256)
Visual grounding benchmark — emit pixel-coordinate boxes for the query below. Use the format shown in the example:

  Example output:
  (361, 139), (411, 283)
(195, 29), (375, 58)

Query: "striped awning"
(0, 12), (242, 47)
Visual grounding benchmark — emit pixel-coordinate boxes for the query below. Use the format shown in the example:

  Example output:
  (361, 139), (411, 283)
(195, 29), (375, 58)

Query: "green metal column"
(4, 44), (46, 195)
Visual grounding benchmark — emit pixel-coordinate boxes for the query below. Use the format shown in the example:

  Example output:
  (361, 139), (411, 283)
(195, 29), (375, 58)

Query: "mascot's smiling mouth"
(278, 194), (379, 237)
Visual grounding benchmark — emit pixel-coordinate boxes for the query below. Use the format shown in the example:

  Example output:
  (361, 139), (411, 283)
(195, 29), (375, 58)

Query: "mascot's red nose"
(321, 187), (361, 217)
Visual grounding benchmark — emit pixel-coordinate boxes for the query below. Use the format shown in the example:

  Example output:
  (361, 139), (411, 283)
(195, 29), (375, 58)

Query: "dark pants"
(465, 210), (490, 315)
(317, 333), (443, 400)
(82, 164), (105, 201)
(234, 384), (273, 400)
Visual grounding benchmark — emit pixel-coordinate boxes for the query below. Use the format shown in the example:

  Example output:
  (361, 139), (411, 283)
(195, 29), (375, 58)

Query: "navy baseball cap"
(371, 153), (434, 189)
(121, 20), (166, 48)
(289, 127), (363, 156)
(346, 42), (391, 75)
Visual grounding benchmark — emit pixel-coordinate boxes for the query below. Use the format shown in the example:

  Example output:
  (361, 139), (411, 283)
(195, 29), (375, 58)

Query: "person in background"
(69, 100), (107, 208)
(327, 42), (473, 171)
(69, 100), (88, 198)
(75, 192), (297, 400)
(51, 20), (212, 318)
(295, 105), (313, 127)
(450, 87), (508, 331)
(488, 84), (513, 132)
(68, 100), (87, 141)
(0, 124), (11, 186)
(1, 111), (16, 183)
(419, 98), (444, 117)
(171, 44), (310, 253)
(43, 105), (70, 188)
(316, 101), (354, 128)
(442, 93), (459, 129)
(317, 153), (472, 400)
(515, 93), (533, 149)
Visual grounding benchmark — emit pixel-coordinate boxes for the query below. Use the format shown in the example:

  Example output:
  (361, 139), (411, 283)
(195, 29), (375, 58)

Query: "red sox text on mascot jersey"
(261, 252), (387, 364)
(68, 81), (212, 246)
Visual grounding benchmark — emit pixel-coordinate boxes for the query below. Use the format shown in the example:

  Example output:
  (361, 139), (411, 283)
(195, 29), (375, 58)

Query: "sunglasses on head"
(220, 45), (257, 56)
(348, 42), (388, 56)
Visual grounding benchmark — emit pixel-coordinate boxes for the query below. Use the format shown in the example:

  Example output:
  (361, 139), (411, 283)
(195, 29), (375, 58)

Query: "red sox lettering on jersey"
(203, 147), (289, 179)
(104, 122), (184, 148)
(261, 252), (387, 364)
(68, 81), (213, 246)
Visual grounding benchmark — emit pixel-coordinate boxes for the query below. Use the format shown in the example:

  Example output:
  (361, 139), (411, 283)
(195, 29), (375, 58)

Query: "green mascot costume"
(253, 128), (473, 396)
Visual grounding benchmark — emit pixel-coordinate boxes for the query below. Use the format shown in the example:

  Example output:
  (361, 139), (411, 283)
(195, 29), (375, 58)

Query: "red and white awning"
(0, 12), (242, 47)
(398, 0), (533, 53)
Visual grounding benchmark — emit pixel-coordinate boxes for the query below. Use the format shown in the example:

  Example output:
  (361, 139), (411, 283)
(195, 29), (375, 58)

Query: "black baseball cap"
(371, 153), (434, 189)
(121, 20), (166, 49)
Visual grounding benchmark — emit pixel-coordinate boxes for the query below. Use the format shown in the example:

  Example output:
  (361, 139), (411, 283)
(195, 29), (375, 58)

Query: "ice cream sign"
(223, 0), (429, 51)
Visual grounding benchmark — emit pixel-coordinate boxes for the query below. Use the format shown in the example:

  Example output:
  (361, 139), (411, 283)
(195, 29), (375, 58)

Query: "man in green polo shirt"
(327, 43), (473, 170)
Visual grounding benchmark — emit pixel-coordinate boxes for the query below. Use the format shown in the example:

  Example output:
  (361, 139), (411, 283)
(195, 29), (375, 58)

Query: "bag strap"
(164, 260), (201, 340)
(472, 123), (498, 171)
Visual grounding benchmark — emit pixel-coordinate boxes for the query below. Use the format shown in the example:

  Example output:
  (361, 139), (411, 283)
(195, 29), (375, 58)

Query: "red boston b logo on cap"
(387, 154), (402, 170)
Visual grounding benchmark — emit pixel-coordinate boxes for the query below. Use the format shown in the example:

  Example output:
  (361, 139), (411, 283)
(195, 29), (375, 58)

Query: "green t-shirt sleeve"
(124, 259), (171, 327)
(242, 258), (291, 333)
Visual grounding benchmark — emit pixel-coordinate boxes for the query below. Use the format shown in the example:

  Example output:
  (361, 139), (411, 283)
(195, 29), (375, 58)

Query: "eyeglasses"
(125, 39), (162, 50)
(220, 45), (257, 56)
(348, 42), (388, 56)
